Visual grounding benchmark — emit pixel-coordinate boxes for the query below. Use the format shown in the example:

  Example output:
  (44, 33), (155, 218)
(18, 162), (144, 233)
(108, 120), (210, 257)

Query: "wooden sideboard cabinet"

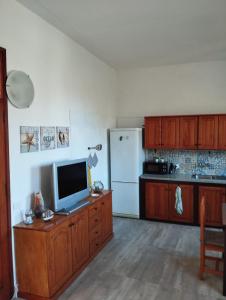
(14, 191), (113, 300)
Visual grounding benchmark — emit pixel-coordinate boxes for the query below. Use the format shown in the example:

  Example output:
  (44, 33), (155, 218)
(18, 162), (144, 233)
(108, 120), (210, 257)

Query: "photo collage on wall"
(20, 126), (70, 153)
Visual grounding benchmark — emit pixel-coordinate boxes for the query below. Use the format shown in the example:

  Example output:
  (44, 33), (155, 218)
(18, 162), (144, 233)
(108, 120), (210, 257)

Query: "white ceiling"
(18, 0), (226, 69)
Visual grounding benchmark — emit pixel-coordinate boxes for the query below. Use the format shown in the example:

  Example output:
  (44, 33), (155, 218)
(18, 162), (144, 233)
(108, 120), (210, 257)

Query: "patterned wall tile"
(146, 150), (226, 175)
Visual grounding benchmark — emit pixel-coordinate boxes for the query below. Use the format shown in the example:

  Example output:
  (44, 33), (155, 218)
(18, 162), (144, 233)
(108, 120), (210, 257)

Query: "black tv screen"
(57, 162), (87, 199)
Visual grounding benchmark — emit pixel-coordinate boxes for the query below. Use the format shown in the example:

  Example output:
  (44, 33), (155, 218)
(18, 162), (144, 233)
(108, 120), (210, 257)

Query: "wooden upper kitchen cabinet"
(179, 116), (198, 149)
(144, 116), (180, 149)
(161, 117), (180, 149)
(145, 182), (169, 220)
(144, 114), (226, 150)
(144, 117), (161, 148)
(218, 115), (226, 150)
(169, 184), (194, 223)
(198, 115), (219, 150)
(199, 186), (226, 227)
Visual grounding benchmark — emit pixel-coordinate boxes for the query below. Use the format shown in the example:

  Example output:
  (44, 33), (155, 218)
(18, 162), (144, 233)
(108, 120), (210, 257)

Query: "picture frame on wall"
(40, 127), (56, 151)
(56, 127), (70, 148)
(20, 126), (39, 153)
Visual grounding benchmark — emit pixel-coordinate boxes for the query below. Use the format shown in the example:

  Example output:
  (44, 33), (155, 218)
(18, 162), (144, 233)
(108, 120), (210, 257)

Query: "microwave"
(143, 161), (169, 175)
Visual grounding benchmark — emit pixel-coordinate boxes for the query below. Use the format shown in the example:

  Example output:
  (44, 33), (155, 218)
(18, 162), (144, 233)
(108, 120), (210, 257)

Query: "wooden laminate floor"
(59, 217), (225, 300)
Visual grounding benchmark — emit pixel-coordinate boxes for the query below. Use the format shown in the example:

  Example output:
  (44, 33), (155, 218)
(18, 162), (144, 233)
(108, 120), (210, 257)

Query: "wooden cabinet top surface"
(14, 190), (112, 232)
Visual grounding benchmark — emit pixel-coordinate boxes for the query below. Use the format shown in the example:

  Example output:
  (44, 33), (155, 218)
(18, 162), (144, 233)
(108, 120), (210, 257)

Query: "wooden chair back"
(200, 196), (206, 243)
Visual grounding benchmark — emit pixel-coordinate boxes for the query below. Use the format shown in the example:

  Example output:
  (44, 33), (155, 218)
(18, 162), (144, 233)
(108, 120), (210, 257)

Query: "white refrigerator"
(110, 128), (144, 218)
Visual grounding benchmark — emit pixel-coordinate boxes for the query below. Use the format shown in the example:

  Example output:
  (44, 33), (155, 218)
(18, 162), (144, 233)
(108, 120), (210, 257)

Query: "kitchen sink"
(192, 174), (226, 180)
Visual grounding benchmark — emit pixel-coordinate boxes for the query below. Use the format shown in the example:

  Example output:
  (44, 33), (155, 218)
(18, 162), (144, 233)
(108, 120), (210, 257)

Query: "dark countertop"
(140, 173), (226, 185)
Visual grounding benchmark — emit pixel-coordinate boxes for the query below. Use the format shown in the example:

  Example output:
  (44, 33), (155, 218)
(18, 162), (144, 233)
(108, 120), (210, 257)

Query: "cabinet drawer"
(89, 237), (102, 256)
(88, 202), (101, 218)
(89, 213), (101, 230)
(89, 223), (102, 242)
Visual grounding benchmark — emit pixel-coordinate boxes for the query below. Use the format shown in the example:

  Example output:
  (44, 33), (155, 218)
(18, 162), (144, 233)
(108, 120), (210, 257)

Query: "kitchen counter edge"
(140, 174), (226, 185)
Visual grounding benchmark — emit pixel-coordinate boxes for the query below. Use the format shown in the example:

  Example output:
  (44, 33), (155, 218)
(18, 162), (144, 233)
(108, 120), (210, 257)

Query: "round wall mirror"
(6, 70), (34, 108)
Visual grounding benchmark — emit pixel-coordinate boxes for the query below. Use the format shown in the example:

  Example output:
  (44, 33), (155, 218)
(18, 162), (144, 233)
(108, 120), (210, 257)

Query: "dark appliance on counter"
(143, 161), (169, 175)
(169, 163), (177, 174)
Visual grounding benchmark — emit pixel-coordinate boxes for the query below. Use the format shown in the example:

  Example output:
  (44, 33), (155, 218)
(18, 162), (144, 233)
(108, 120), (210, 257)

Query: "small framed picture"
(20, 126), (39, 153)
(56, 127), (69, 148)
(40, 127), (56, 151)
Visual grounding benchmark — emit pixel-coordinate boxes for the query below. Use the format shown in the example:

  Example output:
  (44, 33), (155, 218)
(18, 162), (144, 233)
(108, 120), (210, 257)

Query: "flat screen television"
(52, 158), (89, 212)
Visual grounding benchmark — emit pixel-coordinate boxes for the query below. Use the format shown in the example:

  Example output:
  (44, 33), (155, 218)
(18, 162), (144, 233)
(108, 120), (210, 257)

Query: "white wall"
(0, 0), (117, 226)
(117, 61), (226, 126)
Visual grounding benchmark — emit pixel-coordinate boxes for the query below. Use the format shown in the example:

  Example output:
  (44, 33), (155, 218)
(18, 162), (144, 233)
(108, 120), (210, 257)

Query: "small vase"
(33, 192), (44, 218)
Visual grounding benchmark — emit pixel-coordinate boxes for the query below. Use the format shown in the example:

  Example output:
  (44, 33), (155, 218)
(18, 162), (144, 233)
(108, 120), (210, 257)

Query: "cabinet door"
(145, 182), (169, 220)
(161, 117), (179, 149)
(199, 186), (226, 226)
(144, 117), (161, 148)
(179, 116), (198, 149)
(48, 221), (73, 294)
(101, 194), (113, 242)
(169, 184), (194, 223)
(71, 210), (89, 272)
(198, 115), (218, 149)
(218, 115), (226, 150)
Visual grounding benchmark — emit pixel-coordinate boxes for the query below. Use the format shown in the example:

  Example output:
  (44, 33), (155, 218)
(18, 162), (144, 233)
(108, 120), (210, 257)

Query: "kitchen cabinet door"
(71, 210), (89, 272)
(199, 186), (226, 226)
(145, 182), (169, 220)
(169, 184), (194, 223)
(48, 221), (73, 294)
(198, 115), (218, 150)
(144, 117), (161, 148)
(179, 116), (198, 149)
(218, 115), (226, 150)
(100, 193), (113, 242)
(161, 117), (180, 149)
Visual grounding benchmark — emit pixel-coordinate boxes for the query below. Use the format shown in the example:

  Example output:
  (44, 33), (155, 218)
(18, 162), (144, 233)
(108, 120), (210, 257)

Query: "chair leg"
(199, 243), (205, 280)
(216, 260), (220, 272)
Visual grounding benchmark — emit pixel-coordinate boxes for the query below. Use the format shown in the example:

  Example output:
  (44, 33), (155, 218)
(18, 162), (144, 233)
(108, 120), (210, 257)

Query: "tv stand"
(14, 190), (113, 300)
(55, 198), (91, 215)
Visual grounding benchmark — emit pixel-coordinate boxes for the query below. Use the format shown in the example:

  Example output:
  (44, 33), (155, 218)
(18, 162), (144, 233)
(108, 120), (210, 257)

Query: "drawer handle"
(95, 219), (98, 222)
(95, 231), (98, 234)
(94, 207), (98, 210)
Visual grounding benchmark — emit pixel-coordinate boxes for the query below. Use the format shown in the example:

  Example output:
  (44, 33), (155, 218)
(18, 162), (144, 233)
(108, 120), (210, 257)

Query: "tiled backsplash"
(146, 150), (226, 176)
